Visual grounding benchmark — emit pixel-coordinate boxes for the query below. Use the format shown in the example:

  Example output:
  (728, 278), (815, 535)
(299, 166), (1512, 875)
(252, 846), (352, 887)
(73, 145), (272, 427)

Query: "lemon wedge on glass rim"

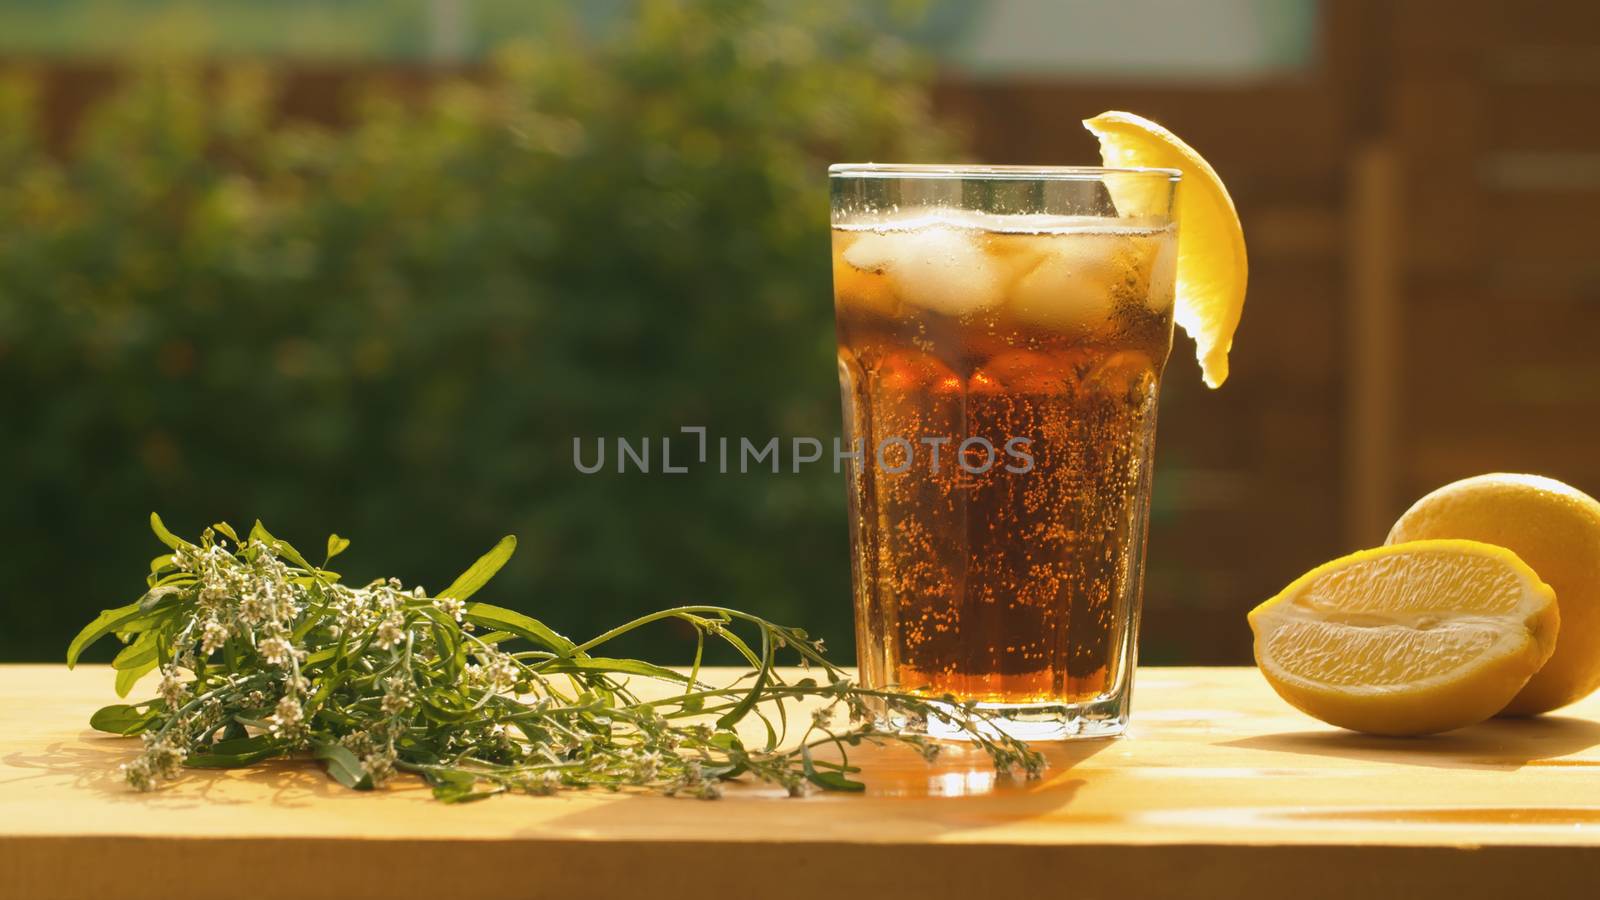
(1084, 111), (1248, 388)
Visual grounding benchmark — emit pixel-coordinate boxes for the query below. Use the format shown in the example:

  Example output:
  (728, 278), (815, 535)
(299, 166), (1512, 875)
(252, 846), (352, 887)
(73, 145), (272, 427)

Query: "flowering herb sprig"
(68, 515), (1044, 801)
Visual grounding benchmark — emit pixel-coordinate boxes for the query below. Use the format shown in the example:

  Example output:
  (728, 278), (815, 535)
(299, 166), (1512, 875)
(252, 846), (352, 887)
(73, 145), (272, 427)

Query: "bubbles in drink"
(832, 208), (1176, 705)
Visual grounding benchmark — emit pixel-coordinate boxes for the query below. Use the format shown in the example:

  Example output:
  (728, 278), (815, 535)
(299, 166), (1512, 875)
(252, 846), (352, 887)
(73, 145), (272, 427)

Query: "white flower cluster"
(663, 759), (720, 800)
(125, 534), (443, 791)
(375, 612), (406, 650)
(465, 649), (522, 694)
(517, 770), (565, 796)
(158, 669), (189, 708)
(268, 695), (305, 735)
(122, 732), (186, 791)
(186, 539), (309, 669)
(319, 577), (423, 654)
(339, 727), (399, 787)
(120, 696), (225, 792)
(380, 675), (414, 716)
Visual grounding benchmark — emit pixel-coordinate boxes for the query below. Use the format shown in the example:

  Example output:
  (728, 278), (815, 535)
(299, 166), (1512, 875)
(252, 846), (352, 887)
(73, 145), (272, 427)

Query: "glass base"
(880, 693), (1130, 742)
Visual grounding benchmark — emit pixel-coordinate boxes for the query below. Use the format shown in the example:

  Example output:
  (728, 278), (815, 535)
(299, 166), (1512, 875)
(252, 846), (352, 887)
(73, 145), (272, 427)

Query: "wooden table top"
(3, 664), (1599, 899)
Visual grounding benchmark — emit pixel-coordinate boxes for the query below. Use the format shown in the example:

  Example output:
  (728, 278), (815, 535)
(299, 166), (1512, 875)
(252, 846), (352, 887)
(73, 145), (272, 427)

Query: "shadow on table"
(0, 734), (134, 794)
(4, 727), (1113, 827)
(1219, 714), (1600, 770)
(0, 732), (417, 809)
(527, 738), (1115, 841)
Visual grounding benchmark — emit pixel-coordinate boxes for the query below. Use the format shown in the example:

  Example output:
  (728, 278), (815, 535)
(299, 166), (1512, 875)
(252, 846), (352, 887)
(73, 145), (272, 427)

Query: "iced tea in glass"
(830, 165), (1180, 739)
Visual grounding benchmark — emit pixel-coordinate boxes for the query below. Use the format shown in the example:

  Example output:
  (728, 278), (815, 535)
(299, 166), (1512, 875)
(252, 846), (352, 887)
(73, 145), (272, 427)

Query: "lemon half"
(1388, 473), (1600, 715)
(1249, 540), (1558, 735)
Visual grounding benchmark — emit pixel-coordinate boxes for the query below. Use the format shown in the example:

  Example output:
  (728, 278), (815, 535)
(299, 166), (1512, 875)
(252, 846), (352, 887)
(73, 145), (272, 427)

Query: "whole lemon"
(1387, 474), (1600, 715)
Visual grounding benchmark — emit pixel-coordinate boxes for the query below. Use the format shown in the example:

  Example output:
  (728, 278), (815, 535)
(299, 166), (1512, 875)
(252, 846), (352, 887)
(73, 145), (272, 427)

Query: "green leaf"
(149, 512), (191, 552)
(313, 740), (374, 790)
(249, 520), (314, 570)
(67, 600), (149, 667)
(463, 602), (576, 657)
(302, 646), (338, 668)
(212, 521), (239, 543)
(89, 703), (160, 735)
(801, 744), (864, 792)
(538, 657), (687, 682)
(114, 611), (172, 639)
(716, 665), (767, 730)
(419, 689), (474, 724)
(144, 570), (194, 590)
(442, 788), (498, 803)
(308, 668), (341, 704)
(710, 626), (763, 668)
(757, 709), (780, 752)
(716, 628), (772, 730)
(422, 608), (465, 680)
(325, 533), (351, 563)
(425, 768), (493, 803)
(112, 630), (160, 670)
(212, 735), (274, 754)
(703, 733), (750, 779)
(188, 736), (283, 768)
(97, 588), (185, 645)
(115, 659), (157, 698)
(437, 535), (517, 603)
(139, 584), (183, 610)
(290, 609), (330, 643)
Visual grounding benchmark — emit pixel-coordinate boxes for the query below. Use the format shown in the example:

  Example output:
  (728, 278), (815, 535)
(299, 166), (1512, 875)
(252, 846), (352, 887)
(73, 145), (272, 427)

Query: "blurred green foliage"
(0, 0), (978, 62)
(0, 0), (955, 661)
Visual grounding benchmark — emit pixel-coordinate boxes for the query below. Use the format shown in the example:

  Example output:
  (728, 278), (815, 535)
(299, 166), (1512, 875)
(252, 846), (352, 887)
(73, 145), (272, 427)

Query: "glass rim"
(829, 163), (1182, 181)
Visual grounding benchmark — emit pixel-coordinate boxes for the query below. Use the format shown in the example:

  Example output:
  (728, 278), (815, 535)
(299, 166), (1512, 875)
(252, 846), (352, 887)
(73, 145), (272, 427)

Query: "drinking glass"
(830, 165), (1180, 739)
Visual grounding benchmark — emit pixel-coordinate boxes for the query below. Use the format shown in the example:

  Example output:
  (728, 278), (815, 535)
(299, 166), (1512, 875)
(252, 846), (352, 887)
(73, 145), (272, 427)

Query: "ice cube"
(841, 230), (899, 273)
(1006, 233), (1122, 335)
(844, 225), (1004, 317)
(833, 234), (900, 318)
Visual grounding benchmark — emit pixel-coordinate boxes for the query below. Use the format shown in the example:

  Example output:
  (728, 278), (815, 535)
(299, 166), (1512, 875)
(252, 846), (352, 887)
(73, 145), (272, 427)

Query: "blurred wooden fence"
(937, 0), (1600, 662)
(7, 0), (1598, 664)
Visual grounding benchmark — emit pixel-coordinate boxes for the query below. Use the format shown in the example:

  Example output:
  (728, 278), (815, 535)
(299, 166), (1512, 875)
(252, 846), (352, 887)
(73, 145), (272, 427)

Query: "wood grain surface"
(4, 665), (1599, 899)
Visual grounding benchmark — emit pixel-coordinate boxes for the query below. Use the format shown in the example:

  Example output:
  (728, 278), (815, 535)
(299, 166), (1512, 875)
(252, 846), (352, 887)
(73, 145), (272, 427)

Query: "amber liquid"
(834, 219), (1175, 705)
